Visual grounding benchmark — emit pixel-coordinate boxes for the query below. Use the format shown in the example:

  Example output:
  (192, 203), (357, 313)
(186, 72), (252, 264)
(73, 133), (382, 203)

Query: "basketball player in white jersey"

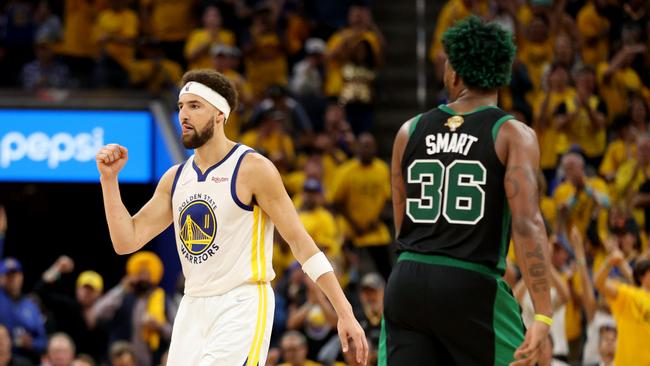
(96, 69), (368, 366)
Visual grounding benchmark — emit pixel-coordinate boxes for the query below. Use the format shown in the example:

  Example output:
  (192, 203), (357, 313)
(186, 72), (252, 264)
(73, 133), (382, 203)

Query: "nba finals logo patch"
(178, 195), (219, 264)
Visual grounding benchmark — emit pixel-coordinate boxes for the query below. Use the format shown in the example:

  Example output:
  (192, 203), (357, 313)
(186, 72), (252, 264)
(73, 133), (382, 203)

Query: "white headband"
(179, 81), (231, 120)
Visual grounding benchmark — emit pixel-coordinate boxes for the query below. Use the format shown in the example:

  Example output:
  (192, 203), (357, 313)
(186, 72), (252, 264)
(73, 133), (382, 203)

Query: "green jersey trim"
(408, 114), (423, 137)
(491, 114), (514, 141)
(438, 104), (500, 116)
(398, 251), (501, 278)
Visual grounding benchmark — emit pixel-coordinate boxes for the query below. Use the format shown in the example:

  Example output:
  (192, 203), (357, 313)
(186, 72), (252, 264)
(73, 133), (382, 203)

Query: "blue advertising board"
(0, 109), (153, 183)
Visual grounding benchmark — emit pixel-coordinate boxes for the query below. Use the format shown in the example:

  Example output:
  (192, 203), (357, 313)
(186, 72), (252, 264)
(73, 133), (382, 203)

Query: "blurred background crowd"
(0, 0), (649, 365)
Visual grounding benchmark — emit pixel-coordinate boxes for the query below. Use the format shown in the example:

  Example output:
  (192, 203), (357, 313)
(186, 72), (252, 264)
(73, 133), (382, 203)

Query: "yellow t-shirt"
(614, 159), (650, 227)
(600, 139), (636, 181)
(240, 129), (295, 167)
(93, 8), (139, 67)
(127, 58), (183, 92)
(518, 39), (554, 92)
(540, 195), (557, 230)
(325, 29), (381, 97)
(244, 32), (288, 99)
(564, 273), (583, 341)
(322, 152), (347, 194)
(285, 12), (310, 55)
(272, 242), (294, 284)
(531, 88), (576, 169)
(607, 283), (650, 366)
(221, 69), (253, 140)
(428, 0), (489, 63)
(560, 95), (607, 158)
(614, 159), (650, 199)
(597, 63), (642, 122)
(140, 0), (194, 41)
(553, 177), (609, 234)
(184, 29), (236, 70)
(57, 0), (109, 57)
(330, 158), (391, 246)
(576, 1), (610, 67)
(299, 207), (342, 259)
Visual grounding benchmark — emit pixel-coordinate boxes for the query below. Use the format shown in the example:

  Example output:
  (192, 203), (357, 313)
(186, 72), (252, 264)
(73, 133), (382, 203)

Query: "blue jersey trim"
(170, 159), (187, 199)
(192, 143), (241, 182)
(231, 149), (255, 211)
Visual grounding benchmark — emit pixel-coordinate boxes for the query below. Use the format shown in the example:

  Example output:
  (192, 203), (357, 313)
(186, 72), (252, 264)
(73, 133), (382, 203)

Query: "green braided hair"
(441, 15), (516, 90)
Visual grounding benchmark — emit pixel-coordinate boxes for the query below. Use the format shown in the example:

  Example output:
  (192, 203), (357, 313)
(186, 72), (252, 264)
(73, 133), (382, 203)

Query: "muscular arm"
(239, 153), (367, 362)
(243, 155), (348, 306)
(98, 148), (176, 254)
(500, 121), (553, 318)
(594, 262), (618, 299)
(390, 119), (412, 236)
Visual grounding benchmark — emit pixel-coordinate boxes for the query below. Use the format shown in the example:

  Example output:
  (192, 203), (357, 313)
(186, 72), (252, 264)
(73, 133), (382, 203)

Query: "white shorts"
(167, 283), (274, 366)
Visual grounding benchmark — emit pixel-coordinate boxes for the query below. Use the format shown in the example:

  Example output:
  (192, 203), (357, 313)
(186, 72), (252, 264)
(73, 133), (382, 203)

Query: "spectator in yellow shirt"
(330, 133), (391, 280)
(139, 0), (196, 66)
(600, 116), (638, 184)
(92, 1), (138, 88)
(127, 40), (183, 94)
(518, 13), (555, 92)
(212, 45), (252, 140)
(595, 252), (650, 366)
(184, 5), (235, 70)
(325, 3), (384, 97)
(298, 179), (342, 262)
(597, 44), (646, 123)
(554, 153), (610, 235)
(531, 63), (576, 182)
(554, 66), (608, 169)
(284, 155), (325, 201)
(615, 135), (650, 228)
(338, 39), (377, 134)
(243, 5), (289, 100)
(428, 0), (488, 84)
(240, 110), (295, 175)
(576, 0), (610, 67)
(56, 0), (109, 86)
(249, 85), (313, 141)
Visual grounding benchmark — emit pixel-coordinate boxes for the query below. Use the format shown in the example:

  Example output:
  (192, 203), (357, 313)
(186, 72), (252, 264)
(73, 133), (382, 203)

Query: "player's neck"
(446, 89), (498, 114)
(193, 133), (236, 172)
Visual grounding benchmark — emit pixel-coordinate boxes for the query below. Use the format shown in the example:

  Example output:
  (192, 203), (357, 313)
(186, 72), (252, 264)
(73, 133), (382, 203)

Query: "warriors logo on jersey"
(177, 194), (220, 264)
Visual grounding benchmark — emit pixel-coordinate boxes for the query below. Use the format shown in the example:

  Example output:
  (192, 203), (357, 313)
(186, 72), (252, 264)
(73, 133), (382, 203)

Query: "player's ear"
(452, 70), (460, 87)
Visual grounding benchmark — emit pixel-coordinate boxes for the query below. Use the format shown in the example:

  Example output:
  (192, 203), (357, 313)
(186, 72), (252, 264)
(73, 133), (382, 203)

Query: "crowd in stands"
(0, 0), (649, 365)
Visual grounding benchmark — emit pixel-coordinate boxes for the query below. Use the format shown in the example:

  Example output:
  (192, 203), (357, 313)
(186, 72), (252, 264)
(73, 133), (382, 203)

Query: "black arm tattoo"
(526, 238), (549, 294)
(504, 165), (540, 205)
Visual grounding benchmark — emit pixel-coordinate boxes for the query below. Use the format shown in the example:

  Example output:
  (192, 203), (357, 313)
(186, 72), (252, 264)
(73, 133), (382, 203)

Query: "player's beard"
(182, 116), (215, 149)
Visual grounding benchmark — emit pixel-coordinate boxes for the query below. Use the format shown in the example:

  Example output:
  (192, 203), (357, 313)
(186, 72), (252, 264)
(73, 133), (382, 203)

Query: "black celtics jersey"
(397, 105), (514, 273)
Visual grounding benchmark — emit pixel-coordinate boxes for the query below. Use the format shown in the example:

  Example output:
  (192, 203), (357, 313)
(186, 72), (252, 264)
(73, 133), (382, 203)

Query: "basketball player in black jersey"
(380, 16), (552, 366)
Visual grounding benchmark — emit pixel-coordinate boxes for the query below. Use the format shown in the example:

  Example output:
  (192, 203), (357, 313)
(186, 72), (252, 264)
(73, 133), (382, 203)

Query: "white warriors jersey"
(171, 143), (275, 297)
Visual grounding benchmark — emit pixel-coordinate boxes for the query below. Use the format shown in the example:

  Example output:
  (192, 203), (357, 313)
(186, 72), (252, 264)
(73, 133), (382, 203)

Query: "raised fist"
(96, 144), (128, 179)
(54, 255), (74, 274)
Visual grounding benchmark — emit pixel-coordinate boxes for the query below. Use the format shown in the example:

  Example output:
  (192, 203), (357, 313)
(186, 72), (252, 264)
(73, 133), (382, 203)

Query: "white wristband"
(302, 252), (333, 282)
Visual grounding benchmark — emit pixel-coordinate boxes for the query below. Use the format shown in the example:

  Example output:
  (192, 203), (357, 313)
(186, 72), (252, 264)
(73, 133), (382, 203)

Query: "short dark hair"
(181, 69), (238, 112)
(633, 257), (650, 286)
(442, 16), (516, 90)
